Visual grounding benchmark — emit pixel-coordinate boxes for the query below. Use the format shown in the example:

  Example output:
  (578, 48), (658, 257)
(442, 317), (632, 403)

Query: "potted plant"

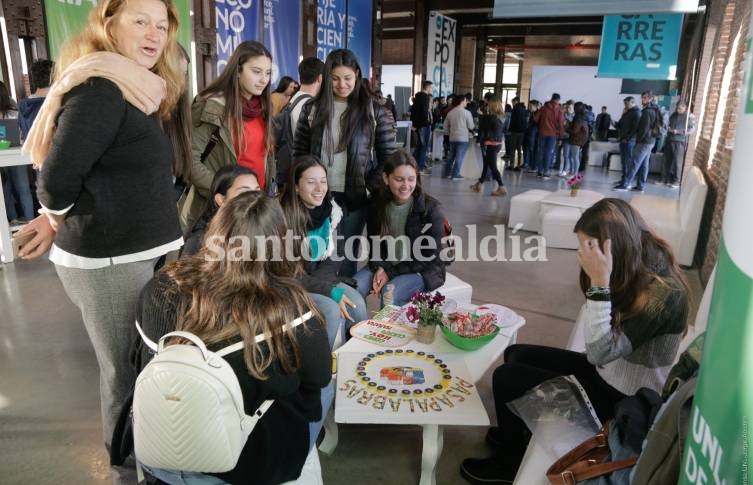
(406, 290), (445, 344)
(566, 173), (584, 197)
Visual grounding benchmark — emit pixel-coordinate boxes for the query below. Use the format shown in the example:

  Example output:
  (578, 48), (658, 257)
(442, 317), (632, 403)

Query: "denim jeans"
(618, 140), (636, 185)
(3, 165), (34, 220)
(309, 283), (369, 349)
(353, 268), (425, 307)
(625, 142), (654, 189)
(444, 141), (469, 178)
(567, 145), (582, 174)
(537, 136), (557, 176)
(523, 128), (538, 168)
(560, 139), (572, 172)
(413, 126), (432, 170)
(142, 466), (229, 485)
(310, 379), (335, 450)
(333, 202), (366, 277)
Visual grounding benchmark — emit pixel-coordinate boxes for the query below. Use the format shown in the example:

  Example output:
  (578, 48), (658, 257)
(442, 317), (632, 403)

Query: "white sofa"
(630, 166), (708, 266)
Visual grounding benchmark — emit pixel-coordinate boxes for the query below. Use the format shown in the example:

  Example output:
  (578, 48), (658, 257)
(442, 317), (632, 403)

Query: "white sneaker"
(558, 171), (567, 177)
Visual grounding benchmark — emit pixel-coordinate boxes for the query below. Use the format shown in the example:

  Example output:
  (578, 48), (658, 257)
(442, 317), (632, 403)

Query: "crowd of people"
(8, 1), (695, 484)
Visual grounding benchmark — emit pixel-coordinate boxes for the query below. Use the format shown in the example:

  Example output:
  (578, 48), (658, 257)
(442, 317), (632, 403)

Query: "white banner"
(493, 0), (699, 18)
(426, 12), (456, 97)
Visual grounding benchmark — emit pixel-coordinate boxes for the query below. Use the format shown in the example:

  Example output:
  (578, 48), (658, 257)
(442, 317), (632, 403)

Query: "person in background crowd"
(6, 60), (51, 223)
(410, 80), (433, 173)
(523, 100), (539, 172)
(580, 104), (595, 169)
(133, 192), (331, 484)
(385, 93), (397, 122)
(442, 94), (475, 180)
(466, 92), (479, 119)
(595, 106), (612, 141)
(289, 58), (324, 140)
(471, 96), (507, 196)
(566, 102), (589, 175)
(533, 93), (565, 180)
(270, 75), (298, 117)
(508, 97), (527, 170)
(614, 96), (641, 188)
(355, 149), (447, 307)
(293, 48), (397, 277)
(617, 90), (661, 192)
(181, 165), (260, 257)
(662, 100), (696, 188)
(460, 198), (689, 485)
(181, 41), (275, 231)
(559, 100), (574, 177)
(16, 1), (186, 482)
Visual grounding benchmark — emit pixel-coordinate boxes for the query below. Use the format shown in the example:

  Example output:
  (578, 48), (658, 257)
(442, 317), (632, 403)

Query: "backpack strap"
(216, 310), (314, 356)
(199, 126), (221, 163)
(134, 310), (314, 358)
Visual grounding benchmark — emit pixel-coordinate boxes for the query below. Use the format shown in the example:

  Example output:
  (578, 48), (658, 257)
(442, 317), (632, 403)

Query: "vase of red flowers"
(406, 290), (445, 344)
(566, 173), (584, 197)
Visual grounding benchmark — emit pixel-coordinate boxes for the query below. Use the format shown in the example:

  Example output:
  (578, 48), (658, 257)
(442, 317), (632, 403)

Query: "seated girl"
(460, 198), (689, 485)
(134, 192), (331, 484)
(281, 156), (368, 348)
(182, 165), (260, 257)
(354, 149), (447, 307)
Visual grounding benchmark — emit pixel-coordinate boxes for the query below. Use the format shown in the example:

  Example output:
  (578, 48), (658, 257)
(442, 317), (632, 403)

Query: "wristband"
(585, 286), (611, 299)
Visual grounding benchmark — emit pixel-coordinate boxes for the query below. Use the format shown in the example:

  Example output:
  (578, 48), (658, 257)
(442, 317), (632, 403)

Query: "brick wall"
(383, 38), (414, 65)
(455, 36), (476, 95)
(682, 0), (751, 283)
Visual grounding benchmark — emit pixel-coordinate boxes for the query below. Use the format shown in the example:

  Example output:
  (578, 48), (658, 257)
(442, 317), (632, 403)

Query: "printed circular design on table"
(355, 350), (452, 396)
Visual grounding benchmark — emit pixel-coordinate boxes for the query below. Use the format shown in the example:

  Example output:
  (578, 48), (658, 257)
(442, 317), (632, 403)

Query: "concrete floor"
(0, 163), (702, 484)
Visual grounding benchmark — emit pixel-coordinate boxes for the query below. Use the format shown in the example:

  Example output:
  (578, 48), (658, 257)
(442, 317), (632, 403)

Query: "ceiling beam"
(466, 24), (603, 37)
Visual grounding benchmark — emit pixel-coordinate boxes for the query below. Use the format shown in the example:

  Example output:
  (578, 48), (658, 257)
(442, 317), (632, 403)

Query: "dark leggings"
(492, 344), (626, 461)
(479, 145), (504, 185)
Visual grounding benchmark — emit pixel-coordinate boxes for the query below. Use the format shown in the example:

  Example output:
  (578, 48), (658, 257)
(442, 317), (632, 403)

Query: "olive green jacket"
(179, 95), (275, 231)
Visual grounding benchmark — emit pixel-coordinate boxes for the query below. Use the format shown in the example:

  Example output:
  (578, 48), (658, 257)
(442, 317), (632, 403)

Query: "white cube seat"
(509, 190), (551, 232)
(541, 206), (581, 250)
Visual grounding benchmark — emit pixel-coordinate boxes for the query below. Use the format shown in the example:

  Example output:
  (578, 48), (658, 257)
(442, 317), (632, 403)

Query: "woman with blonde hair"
(15, 1), (185, 481)
(135, 192), (331, 484)
(181, 40), (275, 230)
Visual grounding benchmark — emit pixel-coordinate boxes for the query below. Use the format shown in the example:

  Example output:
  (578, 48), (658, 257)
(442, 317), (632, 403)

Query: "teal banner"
(597, 14), (683, 80)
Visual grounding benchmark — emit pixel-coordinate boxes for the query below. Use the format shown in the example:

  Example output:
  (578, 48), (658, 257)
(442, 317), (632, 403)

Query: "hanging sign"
(426, 12), (456, 97)
(263, 0), (301, 85)
(597, 14), (684, 80)
(215, 0), (261, 76)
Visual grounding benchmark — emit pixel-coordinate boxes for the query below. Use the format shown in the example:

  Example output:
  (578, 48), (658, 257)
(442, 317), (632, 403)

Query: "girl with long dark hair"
(181, 40), (275, 230)
(470, 96), (507, 196)
(354, 148), (447, 307)
(293, 48), (397, 277)
(281, 155), (368, 347)
(135, 192), (331, 484)
(461, 198), (689, 484)
(270, 74), (298, 116)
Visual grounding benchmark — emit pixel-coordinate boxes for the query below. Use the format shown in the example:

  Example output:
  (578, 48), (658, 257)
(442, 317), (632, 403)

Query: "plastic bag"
(506, 375), (602, 458)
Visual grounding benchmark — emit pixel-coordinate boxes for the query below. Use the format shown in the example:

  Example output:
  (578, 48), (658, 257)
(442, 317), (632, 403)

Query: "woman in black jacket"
(354, 149), (447, 307)
(470, 96), (507, 196)
(293, 48), (397, 276)
(136, 192), (331, 484)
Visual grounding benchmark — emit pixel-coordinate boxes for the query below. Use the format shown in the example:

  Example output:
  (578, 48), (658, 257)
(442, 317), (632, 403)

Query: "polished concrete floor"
(0, 162), (702, 484)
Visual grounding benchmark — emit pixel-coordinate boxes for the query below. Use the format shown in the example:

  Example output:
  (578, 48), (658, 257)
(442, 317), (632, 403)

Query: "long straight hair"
(374, 148), (423, 236)
(199, 41), (273, 160)
(164, 43), (192, 182)
(574, 198), (689, 331)
(311, 49), (374, 160)
(165, 192), (317, 379)
(56, 0), (184, 119)
(280, 155), (330, 242)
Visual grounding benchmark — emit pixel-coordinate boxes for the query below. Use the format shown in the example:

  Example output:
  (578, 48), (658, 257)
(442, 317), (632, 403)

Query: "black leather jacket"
(293, 99), (397, 211)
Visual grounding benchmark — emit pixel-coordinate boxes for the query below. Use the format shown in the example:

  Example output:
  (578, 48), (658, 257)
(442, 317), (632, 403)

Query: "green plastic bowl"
(440, 324), (500, 351)
(0, 140), (11, 149)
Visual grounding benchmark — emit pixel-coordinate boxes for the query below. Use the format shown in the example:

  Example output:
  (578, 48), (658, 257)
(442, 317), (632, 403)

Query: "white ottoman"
(541, 206), (581, 250)
(509, 189), (551, 232)
(608, 153), (622, 172)
(436, 272), (472, 305)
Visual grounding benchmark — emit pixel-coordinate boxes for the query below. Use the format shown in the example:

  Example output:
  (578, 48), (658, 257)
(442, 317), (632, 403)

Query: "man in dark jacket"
(614, 96), (641, 188)
(508, 97), (528, 170)
(595, 106), (612, 141)
(617, 91), (661, 192)
(663, 101), (696, 187)
(411, 80), (434, 172)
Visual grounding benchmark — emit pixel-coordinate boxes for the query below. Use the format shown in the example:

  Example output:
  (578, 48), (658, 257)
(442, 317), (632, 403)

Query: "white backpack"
(132, 311), (312, 473)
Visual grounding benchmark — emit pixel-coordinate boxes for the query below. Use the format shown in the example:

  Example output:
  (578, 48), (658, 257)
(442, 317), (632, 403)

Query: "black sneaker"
(613, 184), (629, 191)
(485, 427), (504, 449)
(631, 186), (644, 192)
(460, 457), (516, 485)
(612, 181), (624, 188)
